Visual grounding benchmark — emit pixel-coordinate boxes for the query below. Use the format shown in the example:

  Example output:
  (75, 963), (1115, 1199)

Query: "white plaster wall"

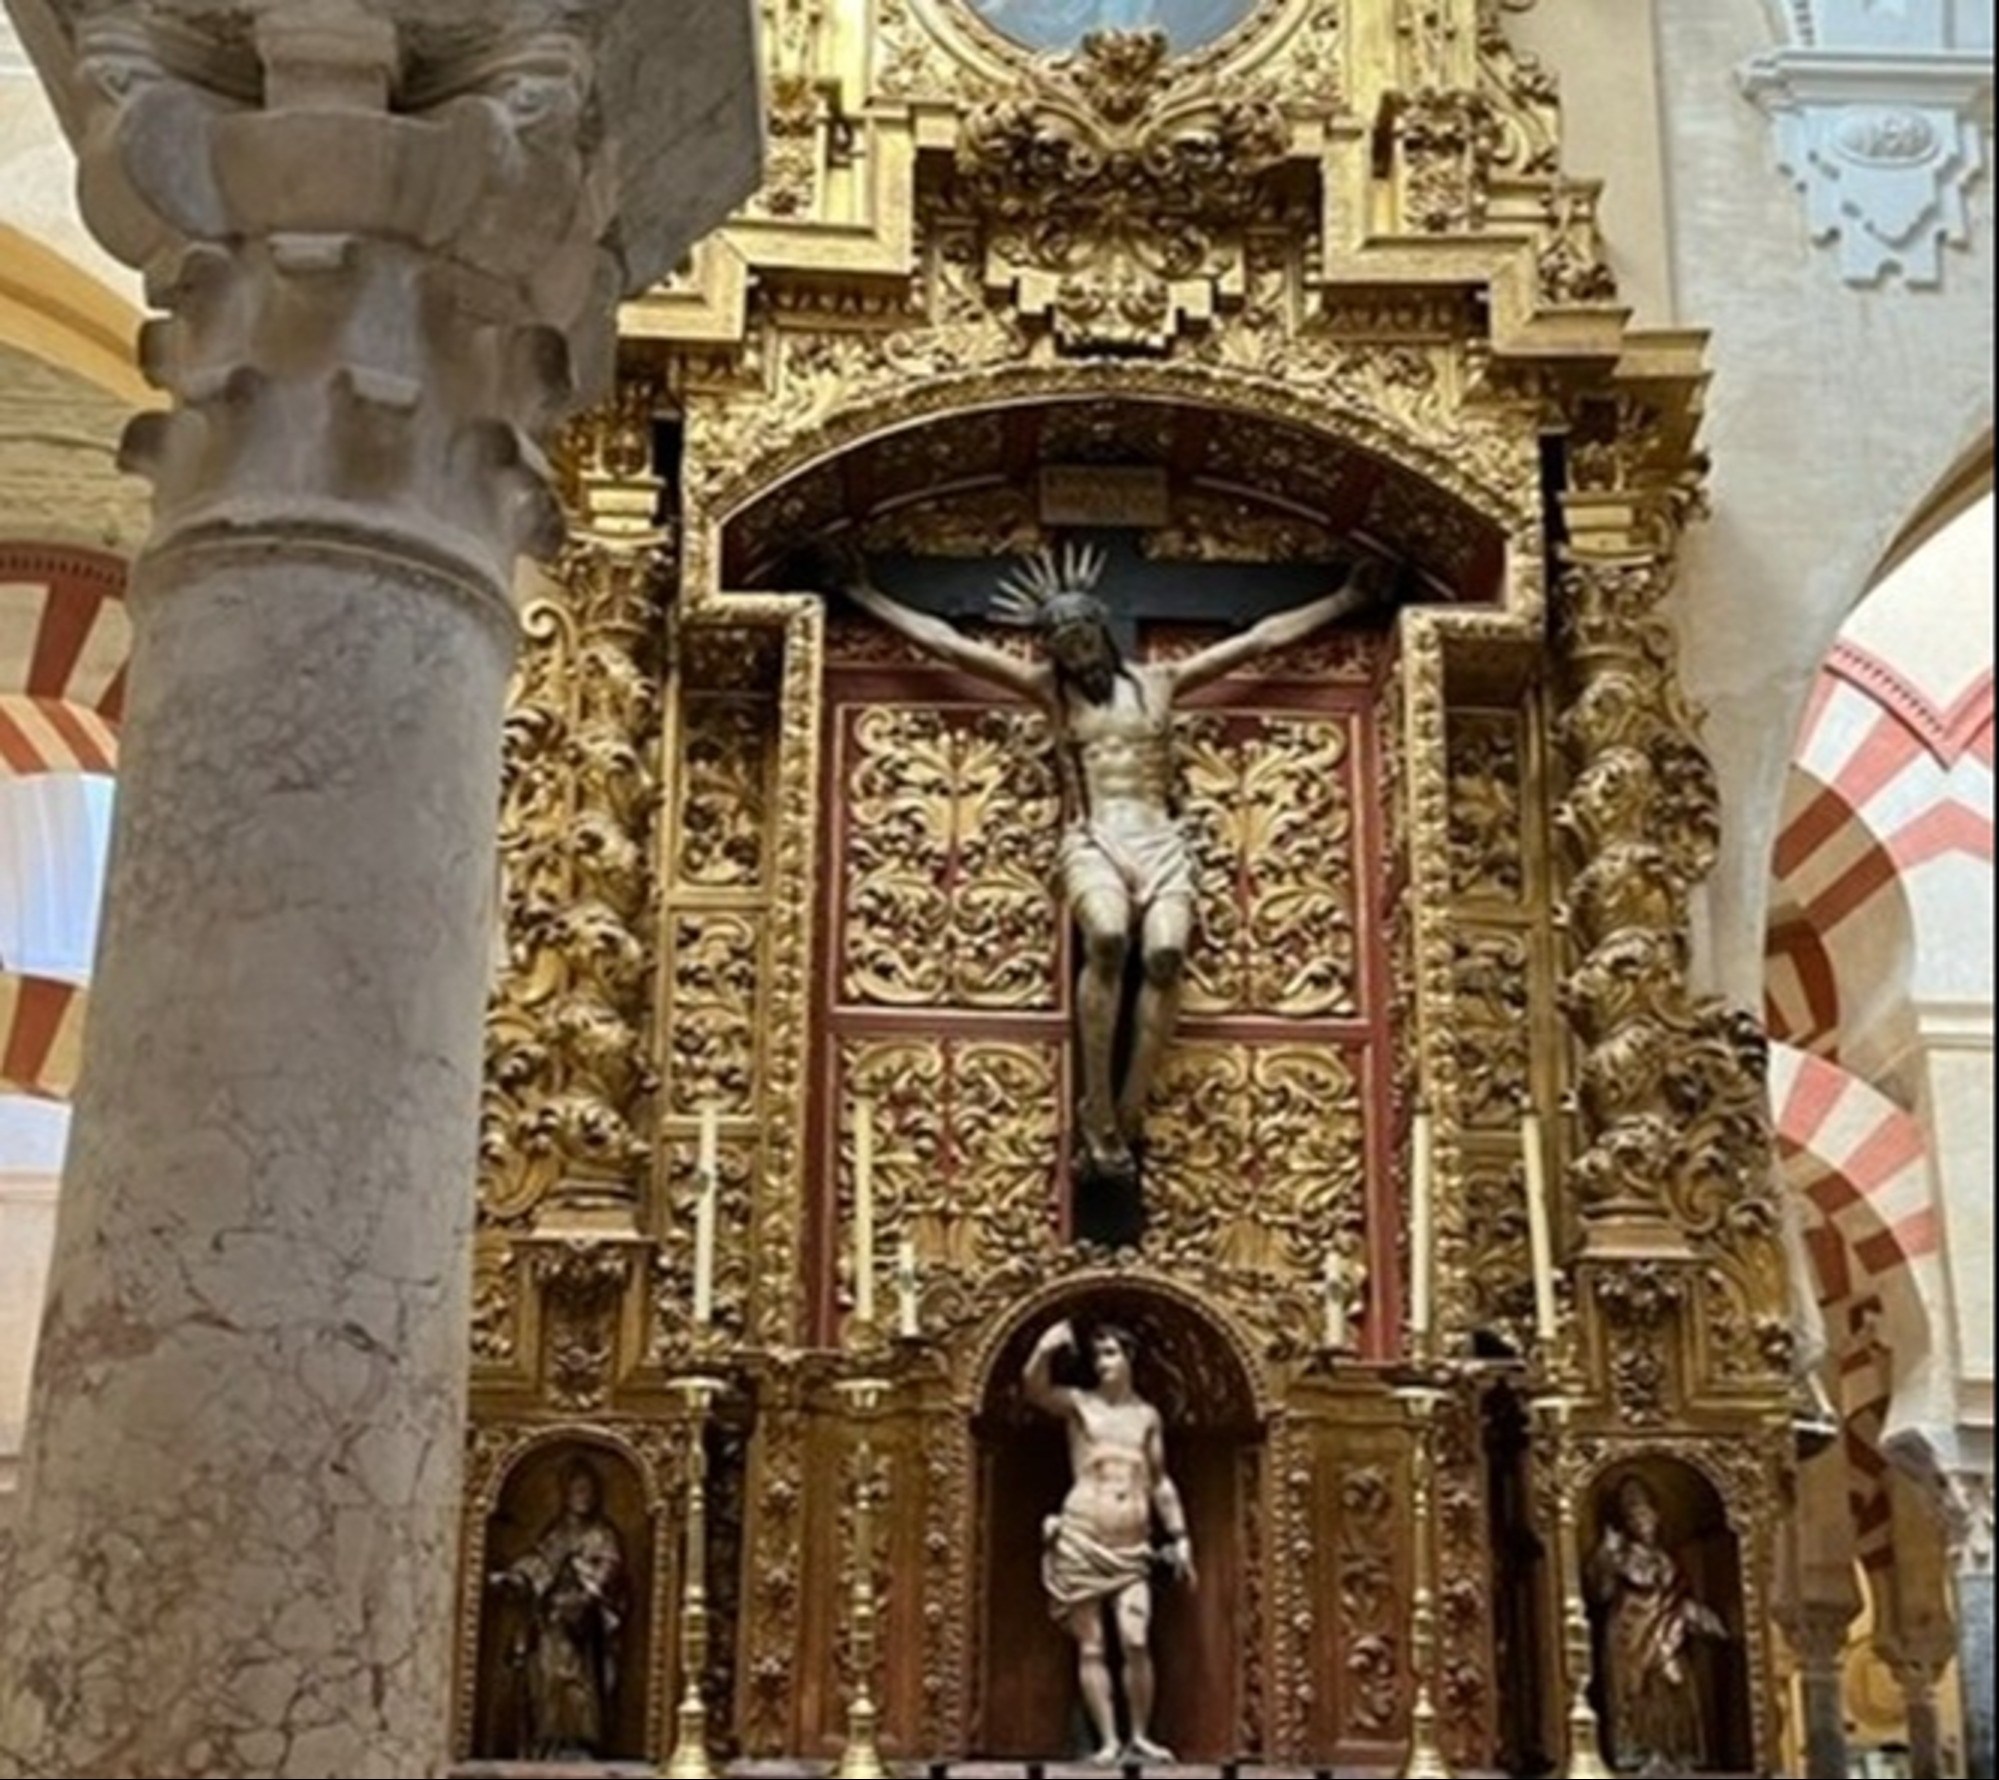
(1646, 0), (1994, 1010)
(1507, 0), (1677, 329)
(0, 1140), (61, 1519)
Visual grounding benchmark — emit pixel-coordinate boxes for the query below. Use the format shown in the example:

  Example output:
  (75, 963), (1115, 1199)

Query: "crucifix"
(822, 533), (1398, 1246)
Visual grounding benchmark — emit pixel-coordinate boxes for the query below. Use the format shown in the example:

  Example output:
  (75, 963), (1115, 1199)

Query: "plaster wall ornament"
(0, 4), (757, 1776)
(1740, 45), (1994, 287)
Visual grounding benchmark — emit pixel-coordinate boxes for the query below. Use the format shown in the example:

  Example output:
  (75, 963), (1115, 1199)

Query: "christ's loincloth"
(1041, 1512), (1154, 1617)
(1059, 820), (1195, 914)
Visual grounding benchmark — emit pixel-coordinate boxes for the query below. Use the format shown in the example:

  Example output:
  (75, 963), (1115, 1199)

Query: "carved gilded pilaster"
(1552, 491), (1789, 1404)
(1551, 550), (1704, 1257)
(482, 382), (670, 1243)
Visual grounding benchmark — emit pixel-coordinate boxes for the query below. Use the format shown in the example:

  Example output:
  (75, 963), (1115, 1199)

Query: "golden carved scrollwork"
(1435, 1393), (1494, 1762)
(664, 912), (761, 1116)
(839, 1036), (1062, 1320)
(1145, 1042), (1366, 1354)
(839, 706), (1062, 1010)
(1178, 713), (1359, 1018)
(1336, 1459), (1405, 1737)
(736, 1353), (836, 1756)
(526, 1239), (641, 1413)
(1461, 1155), (1533, 1350)
(1450, 929), (1530, 1128)
(1447, 710), (1524, 901)
(955, 31), (1292, 352)
(676, 694), (772, 889)
(482, 384), (667, 1232)
(1551, 534), (1788, 1407)
(1393, 88), (1500, 234)
(1554, 556), (1705, 1236)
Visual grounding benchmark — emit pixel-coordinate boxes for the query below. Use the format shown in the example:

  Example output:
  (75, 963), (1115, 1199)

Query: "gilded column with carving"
(484, 383), (670, 1239)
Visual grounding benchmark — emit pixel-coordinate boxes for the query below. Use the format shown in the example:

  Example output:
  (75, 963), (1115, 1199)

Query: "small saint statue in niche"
(489, 1456), (629, 1760)
(836, 544), (1384, 1195)
(1023, 1317), (1195, 1766)
(1586, 1475), (1731, 1776)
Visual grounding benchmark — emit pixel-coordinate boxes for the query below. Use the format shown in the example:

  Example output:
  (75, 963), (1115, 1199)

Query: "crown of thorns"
(991, 543), (1109, 630)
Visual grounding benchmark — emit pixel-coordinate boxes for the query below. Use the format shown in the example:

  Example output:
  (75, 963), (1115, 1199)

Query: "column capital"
(10, 0), (758, 595)
(1781, 1594), (1862, 1673)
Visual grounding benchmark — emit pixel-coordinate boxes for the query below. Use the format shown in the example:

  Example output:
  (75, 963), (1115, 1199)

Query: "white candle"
(1323, 1251), (1349, 1352)
(1409, 1110), (1434, 1343)
(693, 1103), (719, 1328)
(1522, 1109), (1559, 1345)
(853, 1098), (877, 1326)
(894, 1236), (920, 1340)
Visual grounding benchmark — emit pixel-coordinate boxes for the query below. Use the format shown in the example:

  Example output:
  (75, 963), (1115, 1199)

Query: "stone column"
(1949, 1472), (1996, 1780)
(1788, 1600), (1858, 1780)
(1890, 1655), (1949, 1780)
(0, 4), (755, 1777)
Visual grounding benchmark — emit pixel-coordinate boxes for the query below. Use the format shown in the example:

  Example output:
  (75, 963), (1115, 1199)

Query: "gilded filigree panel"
(1448, 928), (1529, 1129)
(664, 911), (761, 1116)
(675, 693), (773, 889)
(1446, 710), (1524, 902)
(1146, 1040), (1366, 1278)
(837, 703), (1063, 1010)
(1178, 711), (1359, 1018)
(1461, 1152), (1533, 1354)
(837, 1035), (1064, 1304)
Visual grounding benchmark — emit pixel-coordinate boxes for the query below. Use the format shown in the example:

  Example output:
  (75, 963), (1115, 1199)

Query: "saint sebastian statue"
(1024, 1317), (1193, 1765)
(1586, 1476), (1730, 1776)
(840, 544), (1381, 1181)
(489, 1457), (629, 1760)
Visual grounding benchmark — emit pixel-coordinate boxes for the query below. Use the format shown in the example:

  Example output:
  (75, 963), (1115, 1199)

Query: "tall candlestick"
(853, 1098), (877, 1327)
(894, 1236), (920, 1341)
(1521, 1109), (1559, 1345)
(1409, 1110), (1434, 1344)
(692, 1104), (718, 1328)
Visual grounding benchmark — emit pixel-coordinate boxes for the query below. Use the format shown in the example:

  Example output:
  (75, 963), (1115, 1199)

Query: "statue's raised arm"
(1167, 555), (1392, 696)
(1023, 1317), (1081, 1420)
(833, 552), (1051, 705)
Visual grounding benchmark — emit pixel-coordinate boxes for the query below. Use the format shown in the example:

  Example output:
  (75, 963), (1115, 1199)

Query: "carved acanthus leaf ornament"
(482, 387), (667, 1228)
(955, 30), (1292, 351)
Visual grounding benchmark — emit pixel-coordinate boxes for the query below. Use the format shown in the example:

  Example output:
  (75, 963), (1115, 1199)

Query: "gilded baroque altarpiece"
(458, 0), (1796, 1770)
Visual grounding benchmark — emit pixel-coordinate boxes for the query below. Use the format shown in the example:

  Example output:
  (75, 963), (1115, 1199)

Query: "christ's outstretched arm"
(840, 567), (1052, 705)
(1168, 557), (1392, 696)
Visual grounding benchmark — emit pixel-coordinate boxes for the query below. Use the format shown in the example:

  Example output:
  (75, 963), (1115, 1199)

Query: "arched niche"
(472, 1437), (660, 1763)
(713, 394), (1510, 611)
(1583, 1456), (1755, 1776)
(969, 1280), (1265, 1763)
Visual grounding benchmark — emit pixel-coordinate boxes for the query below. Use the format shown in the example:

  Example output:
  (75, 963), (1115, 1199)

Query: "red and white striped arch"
(0, 543), (129, 1115)
(0, 972), (86, 1101)
(1773, 1036), (1951, 1490)
(0, 543), (129, 772)
(1774, 1045), (1941, 1305)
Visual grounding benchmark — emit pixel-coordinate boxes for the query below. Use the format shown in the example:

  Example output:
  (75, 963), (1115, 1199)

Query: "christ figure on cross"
(837, 543), (1385, 1187)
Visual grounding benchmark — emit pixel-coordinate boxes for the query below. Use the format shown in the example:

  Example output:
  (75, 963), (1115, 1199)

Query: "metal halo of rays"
(990, 540), (1109, 628)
